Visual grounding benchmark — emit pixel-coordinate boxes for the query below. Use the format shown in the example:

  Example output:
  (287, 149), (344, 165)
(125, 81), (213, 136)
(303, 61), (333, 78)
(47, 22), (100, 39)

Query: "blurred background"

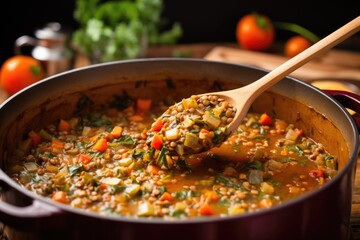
(1, 0), (359, 65)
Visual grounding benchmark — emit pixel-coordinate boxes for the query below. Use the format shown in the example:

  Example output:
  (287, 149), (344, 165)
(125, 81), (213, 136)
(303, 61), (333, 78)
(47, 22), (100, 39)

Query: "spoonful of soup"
(147, 16), (360, 158)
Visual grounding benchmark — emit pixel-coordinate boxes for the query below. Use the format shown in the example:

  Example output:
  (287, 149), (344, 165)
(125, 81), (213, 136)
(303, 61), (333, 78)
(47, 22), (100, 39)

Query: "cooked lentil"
(7, 95), (338, 219)
(148, 95), (236, 156)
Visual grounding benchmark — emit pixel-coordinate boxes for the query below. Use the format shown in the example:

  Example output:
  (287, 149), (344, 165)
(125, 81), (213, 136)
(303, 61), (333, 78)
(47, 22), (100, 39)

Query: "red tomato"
(236, 13), (275, 51)
(285, 35), (312, 58)
(0, 55), (45, 96)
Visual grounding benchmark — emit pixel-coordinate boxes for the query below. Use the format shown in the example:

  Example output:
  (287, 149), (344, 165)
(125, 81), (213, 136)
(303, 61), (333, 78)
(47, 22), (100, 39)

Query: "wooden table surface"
(2, 42), (360, 238)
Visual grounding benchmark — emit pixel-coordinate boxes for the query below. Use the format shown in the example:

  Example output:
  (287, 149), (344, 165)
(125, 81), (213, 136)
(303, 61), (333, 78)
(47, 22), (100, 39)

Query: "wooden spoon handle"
(224, 16), (360, 133)
(245, 15), (360, 97)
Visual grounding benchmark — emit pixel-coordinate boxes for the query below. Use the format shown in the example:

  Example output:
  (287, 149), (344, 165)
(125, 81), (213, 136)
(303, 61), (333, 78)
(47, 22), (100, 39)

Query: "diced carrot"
(98, 183), (107, 190)
(128, 115), (144, 122)
(259, 113), (273, 125)
(58, 119), (71, 132)
(204, 191), (220, 203)
(151, 134), (163, 150)
(159, 192), (175, 201)
(151, 118), (163, 132)
(92, 138), (108, 153)
(146, 164), (160, 174)
(51, 139), (65, 149)
(28, 130), (42, 147)
(137, 98), (152, 112)
(78, 153), (92, 164)
(258, 198), (272, 208)
(199, 203), (214, 216)
(110, 126), (123, 138)
(52, 191), (68, 204)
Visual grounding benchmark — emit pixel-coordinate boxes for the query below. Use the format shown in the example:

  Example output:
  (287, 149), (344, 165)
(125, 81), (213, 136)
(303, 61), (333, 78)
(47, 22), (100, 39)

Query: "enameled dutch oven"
(0, 58), (359, 240)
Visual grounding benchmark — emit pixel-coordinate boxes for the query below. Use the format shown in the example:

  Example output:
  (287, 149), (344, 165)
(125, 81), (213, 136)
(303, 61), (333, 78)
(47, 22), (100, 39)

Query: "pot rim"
(0, 58), (358, 224)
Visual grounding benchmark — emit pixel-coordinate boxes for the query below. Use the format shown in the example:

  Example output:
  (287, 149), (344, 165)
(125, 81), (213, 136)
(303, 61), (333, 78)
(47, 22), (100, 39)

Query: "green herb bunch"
(72, 0), (182, 62)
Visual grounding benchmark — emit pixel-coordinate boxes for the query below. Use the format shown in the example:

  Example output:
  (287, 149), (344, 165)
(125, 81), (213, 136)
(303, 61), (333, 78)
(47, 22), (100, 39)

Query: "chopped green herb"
(69, 165), (83, 177)
(216, 175), (245, 190)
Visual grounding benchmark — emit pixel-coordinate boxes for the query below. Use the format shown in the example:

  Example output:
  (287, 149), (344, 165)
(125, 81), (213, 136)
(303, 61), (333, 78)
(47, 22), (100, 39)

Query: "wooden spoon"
(149, 16), (360, 159)
(209, 15), (360, 134)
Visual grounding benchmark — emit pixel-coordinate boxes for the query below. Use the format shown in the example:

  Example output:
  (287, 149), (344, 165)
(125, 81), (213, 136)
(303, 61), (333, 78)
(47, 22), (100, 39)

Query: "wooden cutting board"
(204, 46), (360, 82)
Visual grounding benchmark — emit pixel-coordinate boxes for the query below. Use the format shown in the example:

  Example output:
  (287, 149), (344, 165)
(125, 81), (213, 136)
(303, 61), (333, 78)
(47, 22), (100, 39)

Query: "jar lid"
(35, 22), (67, 41)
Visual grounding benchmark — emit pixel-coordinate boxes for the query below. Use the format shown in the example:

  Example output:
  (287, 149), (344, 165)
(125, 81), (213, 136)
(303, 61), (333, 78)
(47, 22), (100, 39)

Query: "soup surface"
(7, 94), (338, 219)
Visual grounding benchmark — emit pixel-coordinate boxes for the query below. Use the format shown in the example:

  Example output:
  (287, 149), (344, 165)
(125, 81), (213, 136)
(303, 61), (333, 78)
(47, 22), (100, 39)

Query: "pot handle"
(324, 90), (360, 130)
(0, 169), (66, 231)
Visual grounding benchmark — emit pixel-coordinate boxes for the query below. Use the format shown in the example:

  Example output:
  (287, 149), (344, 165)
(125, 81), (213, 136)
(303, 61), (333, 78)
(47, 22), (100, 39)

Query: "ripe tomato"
(0, 55), (45, 96)
(236, 13), (275, 51)
(285, 35), (312, 58)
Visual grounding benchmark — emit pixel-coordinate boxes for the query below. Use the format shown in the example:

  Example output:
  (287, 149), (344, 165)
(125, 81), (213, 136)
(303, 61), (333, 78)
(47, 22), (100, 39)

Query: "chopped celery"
(184, 132), (199, 148)
(137, 201), (155, 216)
(285, 129), (298, 141)
(125, 184), (141, 196)
(57, 165), (69, 177)
(102, 177), (121, 186)
(45, 164), (59, 173)
(176, 144), (184, 155)
(39, 129), (53, 141)
(119, 157), (133, 167)
(24, 162), (38, 173)
(19, 173), (32, 185)
(203, 111), (221, 129)
(165, 128), (180, 140)
(182, 118), (194, 128)
(84, 172), (95, 184)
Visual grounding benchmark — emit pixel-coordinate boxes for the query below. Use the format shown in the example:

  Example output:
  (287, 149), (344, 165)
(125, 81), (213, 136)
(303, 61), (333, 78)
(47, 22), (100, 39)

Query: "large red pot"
(0, 59), (359, 240)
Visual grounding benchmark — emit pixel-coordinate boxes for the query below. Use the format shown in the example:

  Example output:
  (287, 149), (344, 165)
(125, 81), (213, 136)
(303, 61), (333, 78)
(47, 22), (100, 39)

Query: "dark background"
(1, 0), (359, 65)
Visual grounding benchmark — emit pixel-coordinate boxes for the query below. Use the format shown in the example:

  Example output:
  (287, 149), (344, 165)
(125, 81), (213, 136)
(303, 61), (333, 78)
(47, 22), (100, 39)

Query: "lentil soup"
(6, 92), (338, 219)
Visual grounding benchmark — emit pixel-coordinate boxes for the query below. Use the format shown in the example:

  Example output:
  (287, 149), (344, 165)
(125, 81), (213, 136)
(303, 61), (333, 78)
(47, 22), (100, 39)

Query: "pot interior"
(0, 59), (354, 173)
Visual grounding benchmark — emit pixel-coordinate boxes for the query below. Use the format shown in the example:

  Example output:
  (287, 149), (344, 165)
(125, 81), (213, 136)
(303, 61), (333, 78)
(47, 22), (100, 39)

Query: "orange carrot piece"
(159, 192), (174, 201)
(137, 98), (152, 112)
(98, 183), (107, 190)
(110, 126), (123, 138)
(258, 198), (273, 208)
(51, 139), (65, 149)
(92, 138), (108, 153)
(146, 164), (160, 174)
(29, 130), (42, 147)
(151, 134), (163, 150)
(151, 118), (163, 132)
(78, 153), (92, 164)
(259, 113), (273, 125)
(58, 119), (71, 132)
(52, 191), (68, 204)
(199, 203), (214, 216)
(204, 191), (220, 203)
